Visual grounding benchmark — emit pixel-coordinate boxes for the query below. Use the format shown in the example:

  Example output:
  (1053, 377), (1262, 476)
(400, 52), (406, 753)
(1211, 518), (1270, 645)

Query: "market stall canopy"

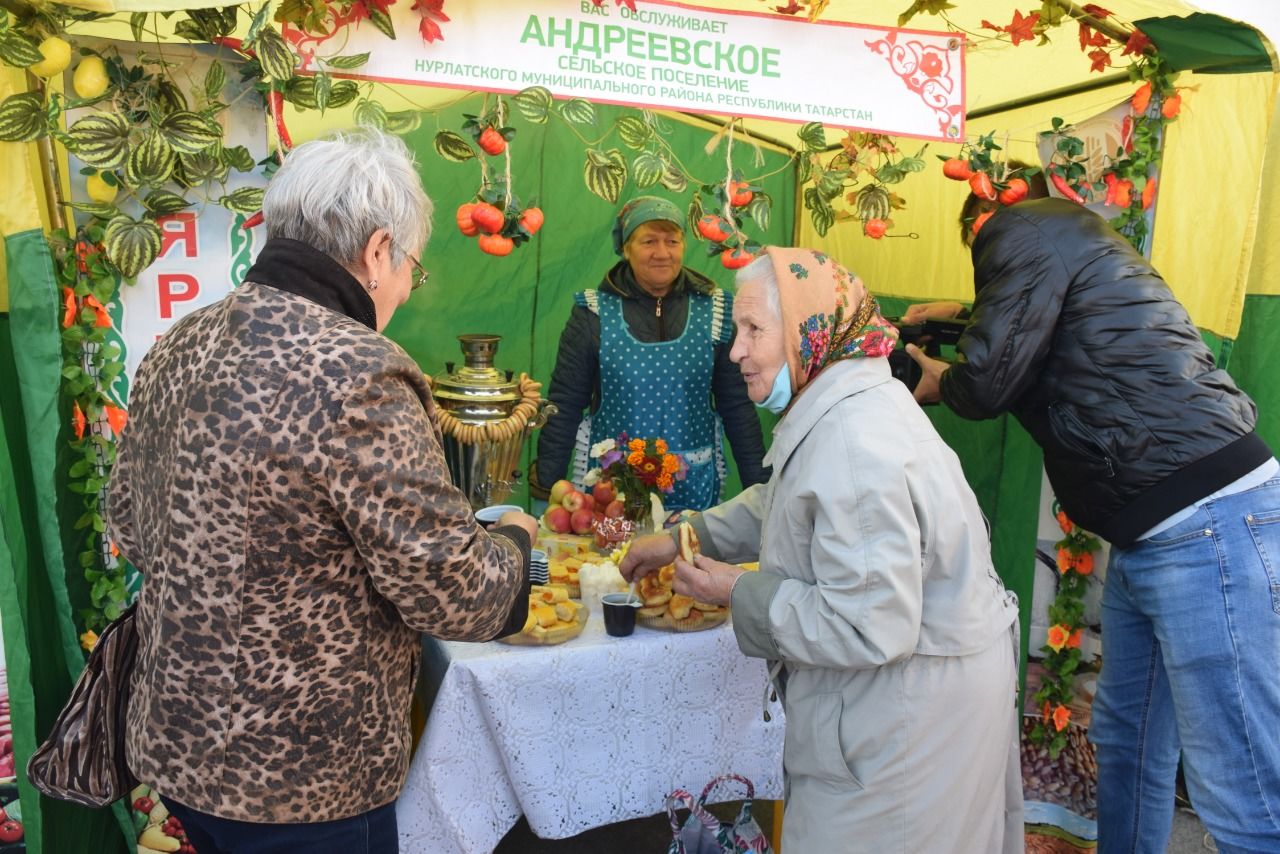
(76, 0), (1275, 136)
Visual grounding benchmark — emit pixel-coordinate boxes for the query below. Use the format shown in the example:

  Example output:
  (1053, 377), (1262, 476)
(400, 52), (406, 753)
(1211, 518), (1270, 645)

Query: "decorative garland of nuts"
(429, 373), (545, 446)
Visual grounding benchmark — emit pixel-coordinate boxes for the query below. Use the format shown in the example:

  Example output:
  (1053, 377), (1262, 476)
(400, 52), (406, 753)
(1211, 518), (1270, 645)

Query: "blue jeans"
(164, 798), (398, 854)
(1090, 477), (1280, 853)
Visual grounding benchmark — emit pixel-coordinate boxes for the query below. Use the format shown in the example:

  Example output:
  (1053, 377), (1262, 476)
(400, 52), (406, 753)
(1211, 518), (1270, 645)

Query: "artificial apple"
(548, 479), (574, 505)
(592, 480), (616, 506)
(545, 506), (572, 534)
(570, 508), (595, 535)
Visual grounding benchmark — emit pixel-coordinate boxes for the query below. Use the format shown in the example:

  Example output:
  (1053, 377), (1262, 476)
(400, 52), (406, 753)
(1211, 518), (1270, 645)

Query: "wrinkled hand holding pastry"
(672, 522), (743, 608)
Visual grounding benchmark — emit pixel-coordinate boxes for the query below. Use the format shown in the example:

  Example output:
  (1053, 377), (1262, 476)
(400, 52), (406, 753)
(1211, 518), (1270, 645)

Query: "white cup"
(475, 504), (523, 529)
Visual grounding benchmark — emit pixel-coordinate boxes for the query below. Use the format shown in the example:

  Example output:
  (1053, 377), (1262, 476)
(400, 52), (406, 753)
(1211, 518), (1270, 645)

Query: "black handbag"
(27, 602), (139, 807)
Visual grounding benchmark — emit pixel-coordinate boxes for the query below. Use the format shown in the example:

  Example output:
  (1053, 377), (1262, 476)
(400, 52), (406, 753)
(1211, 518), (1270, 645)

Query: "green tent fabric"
(1227, 294), (1280, 450)
(1136, 13), (1276, 74)
(2, 230), (130, 854)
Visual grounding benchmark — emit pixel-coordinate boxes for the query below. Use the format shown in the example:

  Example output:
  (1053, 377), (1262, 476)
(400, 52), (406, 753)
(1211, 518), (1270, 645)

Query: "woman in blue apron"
(533, 196), (769, 512)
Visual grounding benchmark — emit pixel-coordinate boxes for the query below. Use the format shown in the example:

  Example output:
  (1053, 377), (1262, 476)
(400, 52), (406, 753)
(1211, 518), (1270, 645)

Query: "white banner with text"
(286, 0), (966, 142)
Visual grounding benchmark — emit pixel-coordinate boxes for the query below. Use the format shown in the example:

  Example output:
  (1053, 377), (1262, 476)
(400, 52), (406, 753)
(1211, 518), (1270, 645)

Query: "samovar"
(431, 334), (556, 510)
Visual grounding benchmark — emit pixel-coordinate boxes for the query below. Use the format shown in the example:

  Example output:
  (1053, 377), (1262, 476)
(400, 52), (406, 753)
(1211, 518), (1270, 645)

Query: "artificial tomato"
(478, 127), (507, 155)
(863, 218), (887, 239)
(469, 203), (504, 234)
(478, 233), (515, 256)
(519, 207), (544, 235)
(968, 172), (996, 201)
(720, 246), (754, 269)
(696, 215), (731, 242)
(456, 203), (479, 236)
(728, 181), (753, 207)
(998, 178), (1028, 206)
(942, 158), (972, 181)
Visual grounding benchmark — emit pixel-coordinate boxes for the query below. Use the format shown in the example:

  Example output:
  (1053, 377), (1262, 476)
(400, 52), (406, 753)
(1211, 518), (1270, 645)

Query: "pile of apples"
(543, 479), (624, 535)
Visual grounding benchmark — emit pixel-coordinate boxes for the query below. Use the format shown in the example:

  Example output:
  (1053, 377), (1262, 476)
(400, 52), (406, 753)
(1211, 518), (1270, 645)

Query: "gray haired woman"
(106, 130), (537, 853)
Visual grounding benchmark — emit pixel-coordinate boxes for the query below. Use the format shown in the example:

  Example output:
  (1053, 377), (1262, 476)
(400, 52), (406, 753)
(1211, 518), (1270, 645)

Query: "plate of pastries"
(499, 584), (588, 645)
(636, 523), (729, 632)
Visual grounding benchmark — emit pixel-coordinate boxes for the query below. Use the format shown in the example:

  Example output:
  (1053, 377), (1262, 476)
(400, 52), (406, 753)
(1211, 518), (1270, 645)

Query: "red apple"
(562, 490), (586, 513)
(545, 506), (572, 534)
(580, 493), (596, 512)
(604, 499), (625, 519)
(549, 479), (575, 505)
(592, 480), (616, 506)
(570, 508), (595, 535)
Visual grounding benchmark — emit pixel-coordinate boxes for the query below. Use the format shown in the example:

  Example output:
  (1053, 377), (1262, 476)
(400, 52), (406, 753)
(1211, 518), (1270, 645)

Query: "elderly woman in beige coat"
(622, 247), (1024, 853)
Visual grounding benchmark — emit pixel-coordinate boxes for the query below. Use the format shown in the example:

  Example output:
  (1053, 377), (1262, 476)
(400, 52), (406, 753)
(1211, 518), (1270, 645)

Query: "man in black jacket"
(532, 197), (768, 509)
(909, 198), (1279, 852)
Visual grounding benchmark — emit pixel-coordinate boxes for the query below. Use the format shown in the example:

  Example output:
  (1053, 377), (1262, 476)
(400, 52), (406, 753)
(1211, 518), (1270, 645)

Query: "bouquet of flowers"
(585, 433), (687, 524)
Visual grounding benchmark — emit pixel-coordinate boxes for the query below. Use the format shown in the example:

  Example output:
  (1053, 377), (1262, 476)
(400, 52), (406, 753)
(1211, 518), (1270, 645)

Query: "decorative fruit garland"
(796, 126), (927, 241)
(442, 96), (543, 256)
(435, 89), (798, 268)
(1038, 55), (1179, 254)
(1031, 506), (1101, 758)
(939, 131), (1035, 235)
(51, 225), (132, 638)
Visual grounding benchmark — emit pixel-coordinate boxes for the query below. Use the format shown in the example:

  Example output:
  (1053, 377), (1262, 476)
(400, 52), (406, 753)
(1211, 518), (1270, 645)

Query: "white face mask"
(758, 364), (792, 414)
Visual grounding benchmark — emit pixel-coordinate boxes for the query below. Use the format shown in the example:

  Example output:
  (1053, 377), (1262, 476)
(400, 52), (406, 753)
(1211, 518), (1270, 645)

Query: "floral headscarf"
(762, 247), (898, 395)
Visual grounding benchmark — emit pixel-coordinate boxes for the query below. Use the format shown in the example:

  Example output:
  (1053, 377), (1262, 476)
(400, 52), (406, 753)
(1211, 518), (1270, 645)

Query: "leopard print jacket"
(106, 281), (528, 823)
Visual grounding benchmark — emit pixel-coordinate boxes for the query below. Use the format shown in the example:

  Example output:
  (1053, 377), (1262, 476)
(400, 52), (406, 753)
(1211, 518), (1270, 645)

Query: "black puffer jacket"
(941, 198), (1271, 547)
(533, 261), (769, 494)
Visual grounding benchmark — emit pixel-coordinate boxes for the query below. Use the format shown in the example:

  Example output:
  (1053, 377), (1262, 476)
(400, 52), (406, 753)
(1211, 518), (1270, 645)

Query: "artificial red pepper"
(1051, 172), (1086, 205)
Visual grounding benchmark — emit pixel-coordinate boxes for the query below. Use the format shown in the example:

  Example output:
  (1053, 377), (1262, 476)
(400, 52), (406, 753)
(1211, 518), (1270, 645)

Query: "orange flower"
(85, 295), (111, 328)
(1067, 628), (1083, 649)
(628, 438), (645, 453)
(657, 473), (673, 490)
(1041, 700), (1051, 724)
(79, 630), (98, 652)
(661, 454), (679, 475)
(1056, 547), (1095, 576)
(1046, 624), (1070, 652)
(62, 287), (77, 328)
(72, 402), (86, 440)
(1055, 510), (1074, 535)
(110, 540), (119, 558)
(1052, 704), (1071, 732)
(1161, 93), (1181, 119)
(104, 404), (128, 435)
(1131, 81), (1152, 114)
(627, 450), (644, 466)
(654, 438), (668, 455)
(1074, 552), (1095, 576)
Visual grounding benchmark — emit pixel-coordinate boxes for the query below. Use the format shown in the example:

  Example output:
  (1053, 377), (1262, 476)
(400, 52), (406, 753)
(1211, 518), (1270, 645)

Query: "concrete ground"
(493, 800), (1215, 852)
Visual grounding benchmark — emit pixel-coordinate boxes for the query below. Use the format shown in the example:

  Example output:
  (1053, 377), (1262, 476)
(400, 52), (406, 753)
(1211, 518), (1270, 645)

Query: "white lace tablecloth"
(397, 616), (785, 854)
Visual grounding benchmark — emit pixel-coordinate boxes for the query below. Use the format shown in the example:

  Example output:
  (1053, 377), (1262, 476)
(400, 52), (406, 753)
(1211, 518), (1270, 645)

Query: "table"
(397, 614), (786, 854)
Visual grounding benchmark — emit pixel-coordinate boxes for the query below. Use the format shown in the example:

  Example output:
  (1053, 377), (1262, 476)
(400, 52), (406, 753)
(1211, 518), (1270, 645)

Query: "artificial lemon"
(29, 36), (72, 78)
(72, 55), (109, 99)
(85, 173), (118, 204)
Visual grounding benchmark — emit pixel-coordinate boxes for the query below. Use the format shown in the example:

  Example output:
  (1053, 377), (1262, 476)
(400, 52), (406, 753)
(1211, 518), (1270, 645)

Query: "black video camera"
(886, 317), (966, 395)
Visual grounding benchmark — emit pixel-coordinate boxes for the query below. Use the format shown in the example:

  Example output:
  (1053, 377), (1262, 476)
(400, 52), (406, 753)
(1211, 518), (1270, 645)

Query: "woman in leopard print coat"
(106, 131), (536, 852)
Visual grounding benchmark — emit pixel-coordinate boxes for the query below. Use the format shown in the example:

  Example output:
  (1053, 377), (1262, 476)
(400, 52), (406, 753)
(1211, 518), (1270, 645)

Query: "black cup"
(601, 593), (641, 637)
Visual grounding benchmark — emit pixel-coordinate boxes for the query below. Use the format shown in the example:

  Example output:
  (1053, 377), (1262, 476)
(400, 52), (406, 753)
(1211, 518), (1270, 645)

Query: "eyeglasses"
(406, 252), (430, 291)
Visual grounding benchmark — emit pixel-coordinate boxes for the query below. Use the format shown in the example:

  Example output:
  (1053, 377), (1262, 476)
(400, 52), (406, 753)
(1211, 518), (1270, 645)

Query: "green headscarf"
(611, 196), (686, 255)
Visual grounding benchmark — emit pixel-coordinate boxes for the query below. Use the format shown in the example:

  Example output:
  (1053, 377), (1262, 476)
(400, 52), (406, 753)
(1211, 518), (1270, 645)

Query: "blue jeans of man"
(1090, 477), (1280, 853)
